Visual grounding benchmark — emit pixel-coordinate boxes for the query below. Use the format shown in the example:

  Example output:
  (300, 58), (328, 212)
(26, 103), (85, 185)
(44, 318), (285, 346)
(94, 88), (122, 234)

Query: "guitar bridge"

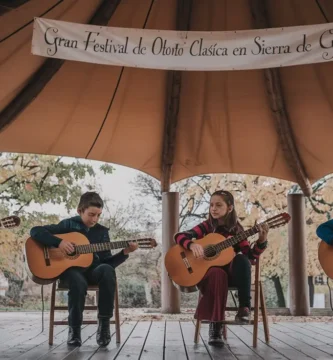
(43, 247), (50, 266)
(181, 251), (193, 274)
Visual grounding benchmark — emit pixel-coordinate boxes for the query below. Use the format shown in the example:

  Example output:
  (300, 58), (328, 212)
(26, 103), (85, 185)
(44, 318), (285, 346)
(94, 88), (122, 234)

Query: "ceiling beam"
(161, 0), (192, 192)
(316, 0), (333, 22)
(249, 0), (312, 196)
(0, 0), (122, 133)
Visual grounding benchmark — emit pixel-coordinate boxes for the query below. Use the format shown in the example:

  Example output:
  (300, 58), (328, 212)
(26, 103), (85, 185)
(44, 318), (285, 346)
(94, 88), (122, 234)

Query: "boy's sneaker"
(235, 307), (251, 323)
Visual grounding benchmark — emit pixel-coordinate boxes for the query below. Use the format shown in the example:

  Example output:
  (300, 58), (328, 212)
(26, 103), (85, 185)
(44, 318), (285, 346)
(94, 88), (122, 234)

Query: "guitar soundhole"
(64, 246), (79, 259)
(204, 245), (218, 259)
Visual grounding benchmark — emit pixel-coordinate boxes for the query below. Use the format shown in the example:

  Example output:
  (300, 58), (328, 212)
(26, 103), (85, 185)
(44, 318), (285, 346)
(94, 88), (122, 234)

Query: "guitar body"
(25, 233), (93, 285)
(318, 241), (333, 279)
(164, 233), (235, 288)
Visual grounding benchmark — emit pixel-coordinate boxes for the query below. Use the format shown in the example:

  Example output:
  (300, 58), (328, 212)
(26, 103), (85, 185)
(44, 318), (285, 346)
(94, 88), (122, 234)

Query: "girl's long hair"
(208, 190), (243, 234)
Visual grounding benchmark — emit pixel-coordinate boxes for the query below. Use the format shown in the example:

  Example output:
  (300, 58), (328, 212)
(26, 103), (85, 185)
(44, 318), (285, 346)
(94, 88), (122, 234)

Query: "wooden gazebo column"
(160, 0), (192, 313)
(161, 192), (180, 313)
(250, 0), (311, 315)
(288, 194), (310, 315)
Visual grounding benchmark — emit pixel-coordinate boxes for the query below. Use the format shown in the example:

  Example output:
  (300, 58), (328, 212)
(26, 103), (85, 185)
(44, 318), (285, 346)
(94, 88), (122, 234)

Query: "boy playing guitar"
(30, 192), (138, 347)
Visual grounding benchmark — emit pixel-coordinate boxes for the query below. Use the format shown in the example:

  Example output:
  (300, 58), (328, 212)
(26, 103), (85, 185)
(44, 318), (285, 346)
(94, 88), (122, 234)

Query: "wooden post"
(161, 192), (180, 313)
(159, 0), (191, 314)
(253, 259), (260, 347)
(48, 282), (56, 345)
(288, 193), (310, 315)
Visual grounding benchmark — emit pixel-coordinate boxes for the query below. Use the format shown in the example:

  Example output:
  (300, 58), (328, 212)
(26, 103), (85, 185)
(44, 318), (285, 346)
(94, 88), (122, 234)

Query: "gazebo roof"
(1, 0), (333, 196)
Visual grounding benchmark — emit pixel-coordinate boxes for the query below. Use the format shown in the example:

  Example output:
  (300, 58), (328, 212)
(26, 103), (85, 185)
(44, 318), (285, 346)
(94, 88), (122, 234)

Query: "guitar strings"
(201, 220), (282, 257)
(48, 240), (153, 256)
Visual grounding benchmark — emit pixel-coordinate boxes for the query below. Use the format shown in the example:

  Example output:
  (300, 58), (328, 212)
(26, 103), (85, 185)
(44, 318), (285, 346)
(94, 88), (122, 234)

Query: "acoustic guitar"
(318, 241), (333, 279)
(25, 232), (157, 285)
(0, 216), (21, 229)
(165, 212), (291, 289)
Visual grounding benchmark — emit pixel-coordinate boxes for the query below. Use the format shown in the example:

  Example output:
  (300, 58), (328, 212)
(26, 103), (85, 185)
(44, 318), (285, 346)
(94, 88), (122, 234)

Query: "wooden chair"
(48, 279), (120, 345)
(194, 258), (269, 347)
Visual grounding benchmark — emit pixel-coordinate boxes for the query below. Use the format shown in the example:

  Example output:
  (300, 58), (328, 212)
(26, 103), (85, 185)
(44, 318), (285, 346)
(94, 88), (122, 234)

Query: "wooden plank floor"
(1, 313), (333, 359)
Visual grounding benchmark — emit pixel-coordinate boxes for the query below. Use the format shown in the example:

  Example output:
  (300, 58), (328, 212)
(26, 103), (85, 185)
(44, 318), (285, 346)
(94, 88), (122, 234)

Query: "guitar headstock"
(137, 238), (158, 249)
(265, 212), (291, 229)
(0, 216), (21, 229)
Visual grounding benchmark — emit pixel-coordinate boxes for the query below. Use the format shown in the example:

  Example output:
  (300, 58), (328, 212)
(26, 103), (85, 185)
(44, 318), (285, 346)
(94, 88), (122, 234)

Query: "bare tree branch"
(0, 174), (16, 185)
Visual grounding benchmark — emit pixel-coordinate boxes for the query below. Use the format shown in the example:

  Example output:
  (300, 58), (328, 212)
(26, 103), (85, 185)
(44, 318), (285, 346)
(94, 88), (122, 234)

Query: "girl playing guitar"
(174, 190), (269, 347)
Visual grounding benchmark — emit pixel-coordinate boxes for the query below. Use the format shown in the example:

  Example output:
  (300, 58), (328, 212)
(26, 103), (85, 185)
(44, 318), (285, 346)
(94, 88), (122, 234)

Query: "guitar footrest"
(198, 320), (255, 325)
(54, 305), (97, 311)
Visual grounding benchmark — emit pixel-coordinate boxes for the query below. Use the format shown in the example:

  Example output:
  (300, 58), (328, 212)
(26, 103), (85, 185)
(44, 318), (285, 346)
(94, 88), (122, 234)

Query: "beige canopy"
(1, 0), (333, 196)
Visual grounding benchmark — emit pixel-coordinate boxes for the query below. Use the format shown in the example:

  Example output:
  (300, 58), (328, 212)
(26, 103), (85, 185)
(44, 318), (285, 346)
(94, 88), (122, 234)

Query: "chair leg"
(252, 261), (260, 348)
(222, 324), (227, 340)
(114, 281), (121, 343)
(49, 282), (56, 345)
(260, 281), (270, 343)
(230, 290), (238, 307)
(96, 290), (99, 317)
(194, 320), (201, 343)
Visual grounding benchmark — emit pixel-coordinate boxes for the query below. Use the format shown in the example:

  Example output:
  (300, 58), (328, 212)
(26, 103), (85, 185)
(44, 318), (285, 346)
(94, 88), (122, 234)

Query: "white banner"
(31, 17), (333, 71)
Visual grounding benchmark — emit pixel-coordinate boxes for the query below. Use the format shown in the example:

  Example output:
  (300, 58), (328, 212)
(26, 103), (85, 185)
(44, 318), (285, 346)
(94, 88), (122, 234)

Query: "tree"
(0, 211), (63, 305)
(132, 173), (213, 229)
(0, 153), (114, 213)
(100, 200), (161, 307)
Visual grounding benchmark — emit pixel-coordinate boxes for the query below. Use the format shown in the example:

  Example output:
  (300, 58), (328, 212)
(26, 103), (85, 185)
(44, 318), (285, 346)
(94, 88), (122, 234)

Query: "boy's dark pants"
(60, 263), (116, 326)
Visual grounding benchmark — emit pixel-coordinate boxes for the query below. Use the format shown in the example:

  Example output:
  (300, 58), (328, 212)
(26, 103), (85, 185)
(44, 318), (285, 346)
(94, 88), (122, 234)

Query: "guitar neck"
(76, 239), (148, 254)
(216, 225), (262, 252)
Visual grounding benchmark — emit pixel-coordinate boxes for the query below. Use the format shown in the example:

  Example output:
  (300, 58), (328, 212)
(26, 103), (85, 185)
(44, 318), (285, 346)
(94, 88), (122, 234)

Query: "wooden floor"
(1, 313), (333, 359)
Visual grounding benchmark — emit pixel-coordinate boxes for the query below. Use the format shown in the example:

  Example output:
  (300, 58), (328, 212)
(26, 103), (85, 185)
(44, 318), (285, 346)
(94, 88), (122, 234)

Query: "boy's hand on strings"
(256, 220), (269, 243)
(59, 240), (75, 254)
(124, 241), (139, 255)
(189, 243), (204, 258)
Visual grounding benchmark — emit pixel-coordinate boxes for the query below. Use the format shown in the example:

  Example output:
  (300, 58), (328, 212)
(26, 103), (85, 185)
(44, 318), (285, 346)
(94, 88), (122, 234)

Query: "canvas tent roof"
(1, 0), (333, 196)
